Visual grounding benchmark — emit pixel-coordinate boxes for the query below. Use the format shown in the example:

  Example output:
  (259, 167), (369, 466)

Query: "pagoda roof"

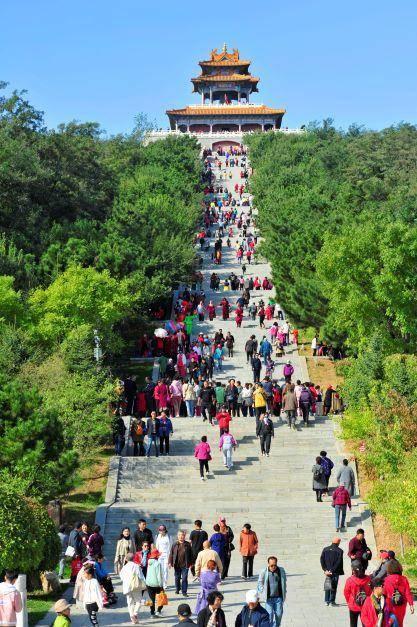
(198, 46), (251, 68)
(191, 74), (259, 83)
(166, 105), (285, 117)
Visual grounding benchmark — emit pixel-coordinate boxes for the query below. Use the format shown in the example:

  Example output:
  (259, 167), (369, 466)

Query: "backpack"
(134, 422), (143, 437)
(355, 587), (367, 607)
(392, 588), (404, 606)
(313, 466), (323, 481)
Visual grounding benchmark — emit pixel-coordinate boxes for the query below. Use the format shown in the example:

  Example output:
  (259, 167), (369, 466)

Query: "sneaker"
(201, 477), (205, 481)
(266, 453), (270, 457)
(340, 526), (347, 532)
(182, 592), (189, 597)
(176, 590), (180, 595)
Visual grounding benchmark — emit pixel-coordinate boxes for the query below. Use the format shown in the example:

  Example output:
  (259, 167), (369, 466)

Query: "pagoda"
(166, 45), (286, 134)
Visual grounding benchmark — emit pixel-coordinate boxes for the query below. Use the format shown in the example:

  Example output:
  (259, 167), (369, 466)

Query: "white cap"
(246, 590), (259, 604)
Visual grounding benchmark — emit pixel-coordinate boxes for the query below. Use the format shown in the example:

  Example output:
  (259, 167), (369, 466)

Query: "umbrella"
(154, 328), (168, 338)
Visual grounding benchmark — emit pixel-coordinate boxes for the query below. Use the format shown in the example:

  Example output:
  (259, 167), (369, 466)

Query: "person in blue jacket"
(159, 411), (173, 455)
(235, 590), (269, 627)
(94, 553), (117, 605)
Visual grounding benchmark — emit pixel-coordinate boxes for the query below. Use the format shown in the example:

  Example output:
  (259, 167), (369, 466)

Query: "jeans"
(266, 597), (284, 626)
(174, 566), (188, 594)
(324, 574), (339, 604)
(114, 435), (125, 455)
(185, 400), (195, 416)
(58, 557), (66, 578)
(222, 447), (233, 468)
(300, 402), (310, 424)
(242, 555), (254, 578)
(287, 409), (296, 427)
(260, 434), (272, 454)
(133, 439), (145, 456)
(159, 434), (170, 454)
(335, 504), (347, 529)
(146, 434), (159, 457)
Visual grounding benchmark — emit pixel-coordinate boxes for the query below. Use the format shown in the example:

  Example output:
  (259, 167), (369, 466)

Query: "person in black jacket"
(134, 519), (154, 551)
(320, 537), (344, 606)
(251, 354), (262, 383)
(146, 411), (161, 457)
(256, 414), (274, 457)
(169, 531), (193, 596)
(199, 381), (216, 424)
(190, 520), (208, 577)
(197, 591), (226, 627)
(123, 375), (137, 415)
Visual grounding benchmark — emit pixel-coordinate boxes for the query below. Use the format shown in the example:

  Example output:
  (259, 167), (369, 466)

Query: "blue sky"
(1, 0), (417, 134)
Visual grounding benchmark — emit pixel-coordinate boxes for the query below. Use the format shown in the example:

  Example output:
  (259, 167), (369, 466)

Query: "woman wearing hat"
(145, 549), (165, 618)
(52, 599), (71, 627)
(155, 525), (172, 588)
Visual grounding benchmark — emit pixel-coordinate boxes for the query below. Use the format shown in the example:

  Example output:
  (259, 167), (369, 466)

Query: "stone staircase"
(45, 154), (388, 626)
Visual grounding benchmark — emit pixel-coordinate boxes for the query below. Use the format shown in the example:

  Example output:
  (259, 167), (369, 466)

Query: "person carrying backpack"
(343, 561), (372, 627)
(219, 429), (237, 470)
(312, 457), (327, 501)
(130, 416), (147, 457)
(299, 384), (313, 425)
(256, 414), (274, 457)
(320, 450), (334, 492)
(383, 559), (414, 626)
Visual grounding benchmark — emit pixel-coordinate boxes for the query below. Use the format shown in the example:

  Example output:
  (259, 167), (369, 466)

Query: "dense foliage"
(0, 82), (201, 573)
(247, 124), (417, 560)
(247, 122), (417, 351)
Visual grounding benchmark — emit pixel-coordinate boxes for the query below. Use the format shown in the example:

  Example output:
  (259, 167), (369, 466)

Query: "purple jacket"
(283, 365), (294, 376)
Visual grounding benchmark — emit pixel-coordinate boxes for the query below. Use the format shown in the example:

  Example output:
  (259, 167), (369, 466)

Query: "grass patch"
(62, 448), (112, 525)
(28, 586), (68, 626)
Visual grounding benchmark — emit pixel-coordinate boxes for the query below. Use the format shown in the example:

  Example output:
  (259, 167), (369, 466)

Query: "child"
(83, 565), (103, 626)
(52, 599), (71, 627)
(70, 555), (83, 584)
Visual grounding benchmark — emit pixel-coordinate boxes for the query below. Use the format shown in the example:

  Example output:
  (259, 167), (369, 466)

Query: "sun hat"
(54, 599), (71, 613)
(246, 590), (259, 604)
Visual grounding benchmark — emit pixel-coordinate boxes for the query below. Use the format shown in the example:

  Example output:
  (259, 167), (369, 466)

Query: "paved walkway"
(40, 154), (388, 626)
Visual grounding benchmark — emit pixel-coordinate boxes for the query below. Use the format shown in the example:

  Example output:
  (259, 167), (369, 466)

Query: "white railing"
(147, 128), (305, 137)
(187, 103), (266, 109)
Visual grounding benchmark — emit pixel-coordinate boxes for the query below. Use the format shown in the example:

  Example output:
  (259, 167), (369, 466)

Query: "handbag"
(324, 575), (333, 591)
(156, 590), (168, 606)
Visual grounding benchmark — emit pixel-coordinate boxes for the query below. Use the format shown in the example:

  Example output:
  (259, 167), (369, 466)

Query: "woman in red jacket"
(383, 560), (414, 626)
(344, 563), (372, 627)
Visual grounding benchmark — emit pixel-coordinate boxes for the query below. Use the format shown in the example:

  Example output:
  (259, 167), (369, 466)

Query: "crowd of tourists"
(51, 516), (288, 626)
(48, 513), (414, 627)
(19, 147), (411, 627)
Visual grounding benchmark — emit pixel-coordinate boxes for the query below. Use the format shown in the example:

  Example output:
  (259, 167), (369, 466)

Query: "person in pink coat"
(169, 378), (183, 417)
(154, 379), (170, 411)
(194, 436), (211, 481)
(177, 352), (187, 378)
(0, 571), (22, 627)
